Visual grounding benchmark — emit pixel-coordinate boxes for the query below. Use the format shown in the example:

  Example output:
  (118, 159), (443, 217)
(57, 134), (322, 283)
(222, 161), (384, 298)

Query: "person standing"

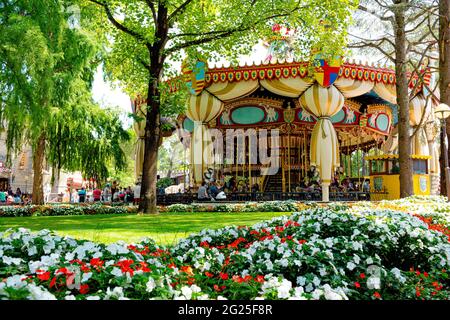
(103, 183), (111, 202)
(0, 190), (6, 204)
(78, 187), (86, 203)
(111, 181), (118, 202)
(93, 186), (102, 202)
(133, 182), (141, 205)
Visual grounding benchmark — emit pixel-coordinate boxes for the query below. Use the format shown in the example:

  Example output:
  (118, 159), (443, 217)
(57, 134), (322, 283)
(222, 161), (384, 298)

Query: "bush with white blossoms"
(2, 197), (450, 300)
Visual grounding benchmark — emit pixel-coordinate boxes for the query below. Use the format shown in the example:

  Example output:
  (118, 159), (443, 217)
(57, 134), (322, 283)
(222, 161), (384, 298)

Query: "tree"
(0, 0), (129, 203)
(86, 0), (356, 213)
(350, 0), (439, 198)
(439, 0), (450, 196)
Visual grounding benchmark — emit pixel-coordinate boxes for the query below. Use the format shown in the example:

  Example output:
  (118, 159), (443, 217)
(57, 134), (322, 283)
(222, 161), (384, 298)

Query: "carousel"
(131, 55), (439, 202)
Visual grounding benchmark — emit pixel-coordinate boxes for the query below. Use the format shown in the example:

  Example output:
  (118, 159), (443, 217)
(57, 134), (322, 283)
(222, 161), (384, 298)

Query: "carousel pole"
(288, 131), (291, 192)
(299, 134), (302, 182)
(358, 134), (361, 186)
(249, 136), (252, 188)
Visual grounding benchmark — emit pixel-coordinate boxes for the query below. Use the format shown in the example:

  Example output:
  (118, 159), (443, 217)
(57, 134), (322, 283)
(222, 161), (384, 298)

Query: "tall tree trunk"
(138, 3), (168, 214)
(139, 66), (162, 214)
(394, 0), (413, 197)
(440, 0), (450, 196)
(32, 134), (46, 204)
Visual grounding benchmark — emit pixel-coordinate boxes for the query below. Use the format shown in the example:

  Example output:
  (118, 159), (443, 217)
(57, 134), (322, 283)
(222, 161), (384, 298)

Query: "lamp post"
(435, 103), (450, 200)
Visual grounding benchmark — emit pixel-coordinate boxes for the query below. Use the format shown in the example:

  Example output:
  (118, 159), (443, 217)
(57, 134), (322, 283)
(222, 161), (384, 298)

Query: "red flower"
(232, 275), (244, 283)
(180, 266), (193, 275)
(243, 275), (252, 282)
(37, 271), (50, 281)
(373, 292), (381, 299)
(205, 272), (214, 278)
(49, 277), (57, 288)
(79, 284), (89, 294)
(423, 272), (429, 278)
(359, 273), (366, 279)
(213, 284), (222, 292)
(219, 272), (229, 280)
(255, 275), (265, 283)
(416, 287), (421, 297)
(200, 241), (210, 248)
(90, 258), (104, 268)
(167, 263), (176, 269)
(354, 282), (361, 289)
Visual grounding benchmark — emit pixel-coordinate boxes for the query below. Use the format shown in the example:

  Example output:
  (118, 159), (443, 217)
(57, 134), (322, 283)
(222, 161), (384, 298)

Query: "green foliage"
(84, 0), (357, 101)
(157, 177), (174, 189)
(0, 0), (129, 182)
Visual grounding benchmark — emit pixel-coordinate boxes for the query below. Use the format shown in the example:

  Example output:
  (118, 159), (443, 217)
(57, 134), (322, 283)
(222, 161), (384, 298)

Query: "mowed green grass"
(0, 212), (288, 246)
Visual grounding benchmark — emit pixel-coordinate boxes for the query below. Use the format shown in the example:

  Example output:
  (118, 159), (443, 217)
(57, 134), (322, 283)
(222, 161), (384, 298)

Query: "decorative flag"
(313, 57), (342, 87)
(182, 59), (207, 95)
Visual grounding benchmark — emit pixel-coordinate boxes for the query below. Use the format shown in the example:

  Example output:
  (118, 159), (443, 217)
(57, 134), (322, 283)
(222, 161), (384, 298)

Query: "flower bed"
(0, 204), (137, 217)
(161, 200), (313, 213)
(2, 197), (450, 300)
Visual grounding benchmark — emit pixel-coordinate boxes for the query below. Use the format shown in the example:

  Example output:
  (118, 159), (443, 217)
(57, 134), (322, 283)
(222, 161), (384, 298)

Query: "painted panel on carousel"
(297, 109), (315, 122)
(331, 109), (346, 123)
(230, 106), (266, 125)
(367, 112), (390, 134)
(183, 117), (195, 132)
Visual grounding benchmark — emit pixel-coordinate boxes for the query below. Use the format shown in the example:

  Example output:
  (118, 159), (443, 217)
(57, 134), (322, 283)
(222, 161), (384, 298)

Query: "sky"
(91, 65), (133, 128)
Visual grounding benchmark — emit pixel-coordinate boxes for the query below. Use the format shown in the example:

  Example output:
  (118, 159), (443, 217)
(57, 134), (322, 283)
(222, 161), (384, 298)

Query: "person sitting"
(13, 193), (21, 204)
(342, 176), (355, 191)
(197, 181), (210, 201)
(208, 182), (219, 199)
(118, 188), (126, 202)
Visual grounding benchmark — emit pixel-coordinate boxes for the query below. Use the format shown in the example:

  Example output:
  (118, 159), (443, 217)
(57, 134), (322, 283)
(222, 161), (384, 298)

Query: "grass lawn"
(0, 212), (288, 245)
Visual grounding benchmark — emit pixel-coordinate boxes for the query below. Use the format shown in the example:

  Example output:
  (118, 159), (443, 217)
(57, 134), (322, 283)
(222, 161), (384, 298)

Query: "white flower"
(181, 286), (193, 300)
(82, 272), (92, 283)
(86, 296), (101, 300)
(276, 279), (292, 299)
(353, 255), (361, 264)
(305, 283), (314, 292)
(111, 267), (123, 277)
(146, 278), (156, 293)
(65, 295), (76, 300)
(296, 276), (306, 286)
(105, 287), (125, 300)
(367, 276), (381, 289)
(217, 296), (227, 300)
(366, 257), (374, 264)
(279, 258), (289, 267)
(346, 262), (356, 271)
(191, 285), (201, 293)
(312, 276), (321, 286)
(323, 285), (347, 300)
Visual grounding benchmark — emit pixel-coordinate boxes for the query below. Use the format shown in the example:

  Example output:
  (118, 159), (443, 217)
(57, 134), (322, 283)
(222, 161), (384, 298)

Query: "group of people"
(0, 187), (31, 205)
(330, 174), (370, 192)
(197, 181), (227, 201)
(61, 181), (141, 204)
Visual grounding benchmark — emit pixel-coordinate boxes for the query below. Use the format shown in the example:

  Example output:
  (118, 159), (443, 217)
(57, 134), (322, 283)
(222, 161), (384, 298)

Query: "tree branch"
(168, 0), (194, 22)
(89, 0), (150, 45)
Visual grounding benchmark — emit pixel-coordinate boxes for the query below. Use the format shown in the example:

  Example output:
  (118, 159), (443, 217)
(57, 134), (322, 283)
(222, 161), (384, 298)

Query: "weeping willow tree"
(0, 0), (129, 204)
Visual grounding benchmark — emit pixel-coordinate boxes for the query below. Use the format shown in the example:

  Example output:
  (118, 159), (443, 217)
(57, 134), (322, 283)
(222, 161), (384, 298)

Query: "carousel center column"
(300, 84), (344, 201)
(187, 91), (224, 186)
